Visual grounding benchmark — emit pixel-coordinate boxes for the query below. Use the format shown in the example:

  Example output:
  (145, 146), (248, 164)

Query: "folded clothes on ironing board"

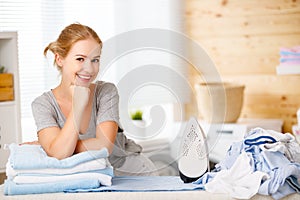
(6, 158), (108, 177)
(4, 143), (114, 196)
(7, 143), (109, 169)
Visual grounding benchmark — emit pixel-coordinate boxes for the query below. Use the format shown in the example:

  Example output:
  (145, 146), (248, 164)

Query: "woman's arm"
(74, 82), (120, 154)
(37, 111), (80, 159)
(74, 121), (118, 154)
(38, 86), (90, 160)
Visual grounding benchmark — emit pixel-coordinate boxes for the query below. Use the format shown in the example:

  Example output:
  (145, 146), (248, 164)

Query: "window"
(0, 0), (115, 141)
(110, 0), (188, 136)
(0, 0), (186, 142)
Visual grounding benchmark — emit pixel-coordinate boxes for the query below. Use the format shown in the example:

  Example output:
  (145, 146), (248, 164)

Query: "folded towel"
(277, 63), (300, 67)
(6, 158), (107, 178)
(4, 143), (114, 195)
(280, 58), (300, 63)
(4, 178), (100, 195)
(13, 171), (112, 186)
(8, 143), (109, 170)
(280, 46), (300, 55)
(4, 176), (204, 195)
(280, 55), (300, 59)
(280, 52), (300, 56)
(10, 167), (114, 182)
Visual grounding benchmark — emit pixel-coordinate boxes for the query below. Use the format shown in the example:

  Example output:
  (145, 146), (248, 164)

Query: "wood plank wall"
(184, 0), (300, 132)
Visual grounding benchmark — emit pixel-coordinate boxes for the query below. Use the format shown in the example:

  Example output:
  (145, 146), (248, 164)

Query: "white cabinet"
(0, 32), (22, 172)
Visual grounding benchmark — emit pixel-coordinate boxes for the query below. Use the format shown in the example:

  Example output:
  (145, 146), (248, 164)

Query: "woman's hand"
(71, 85), (90, 111)
(71, 85), (90, 132)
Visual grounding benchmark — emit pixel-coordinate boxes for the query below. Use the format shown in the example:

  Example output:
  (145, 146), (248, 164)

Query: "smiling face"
(57, 38), (101, 87)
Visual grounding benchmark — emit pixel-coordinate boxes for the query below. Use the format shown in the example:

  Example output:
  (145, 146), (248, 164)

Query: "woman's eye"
(92, 58), (100, 63)
(76, 58), (84, 62)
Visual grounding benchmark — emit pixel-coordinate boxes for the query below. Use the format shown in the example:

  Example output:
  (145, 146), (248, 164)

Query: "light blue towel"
(280, 51), (300, 56)
(4, 167), (114, 195)
(8, 143), (109, 169)
(4, 178), (101, 195)
(4, 143), (114, 196)
(280, 58), (300, 63)
(4, 176), (204, 195)
(67, 176), (204, 193)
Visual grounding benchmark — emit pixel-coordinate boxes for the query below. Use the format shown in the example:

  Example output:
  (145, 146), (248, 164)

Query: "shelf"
(0, 101), (16, 106)
(276, 65), (300, 75)
(0, 32), (21, 172)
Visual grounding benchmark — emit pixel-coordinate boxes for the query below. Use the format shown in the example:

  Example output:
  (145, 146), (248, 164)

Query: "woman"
(31, 23), (157, 176)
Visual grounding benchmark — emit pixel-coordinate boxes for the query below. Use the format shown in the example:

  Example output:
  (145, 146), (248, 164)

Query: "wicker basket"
(195, 82), (245, 123)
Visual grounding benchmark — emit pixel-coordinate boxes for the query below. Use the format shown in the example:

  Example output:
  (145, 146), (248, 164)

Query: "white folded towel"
(6, 158), (108, 178)
(12, 172), (112, 186)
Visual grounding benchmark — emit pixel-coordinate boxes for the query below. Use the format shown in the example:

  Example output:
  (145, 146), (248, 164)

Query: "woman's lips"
(77, 74), (92, 81)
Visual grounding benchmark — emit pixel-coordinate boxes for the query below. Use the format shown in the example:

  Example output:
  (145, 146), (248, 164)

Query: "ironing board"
(1, 176), (299, 200)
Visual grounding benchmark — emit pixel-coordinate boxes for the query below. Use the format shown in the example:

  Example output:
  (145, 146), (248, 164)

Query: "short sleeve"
(95, 82), (122, 129)
(31, 93), (59, 133)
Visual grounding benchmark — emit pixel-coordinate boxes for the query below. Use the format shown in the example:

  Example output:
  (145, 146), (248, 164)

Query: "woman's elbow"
(107, 144), (114, 155)
(44, 145), (74, 160)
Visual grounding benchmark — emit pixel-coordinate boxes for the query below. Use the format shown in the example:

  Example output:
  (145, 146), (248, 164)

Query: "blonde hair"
(44, 23), (102, 70)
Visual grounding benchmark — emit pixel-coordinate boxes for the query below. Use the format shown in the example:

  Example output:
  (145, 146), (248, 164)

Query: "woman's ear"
(55, 53), (63, 68)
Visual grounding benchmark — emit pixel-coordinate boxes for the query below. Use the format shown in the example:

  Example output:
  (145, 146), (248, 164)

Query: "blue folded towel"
(280, 58), (300, 63)
(4, 143), (114, 195)
(4, 178), (101, 195)
(280, 51), (300, 56)
(8, 143), (109, 169)
(4, 176), (204, 195)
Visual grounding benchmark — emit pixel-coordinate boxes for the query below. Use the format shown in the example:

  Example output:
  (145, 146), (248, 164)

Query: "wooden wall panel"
(185, 0), (300, 132)
(186, 0), (300, 16)
(195, 35), (300, 57)
(187, 13), (300, 37)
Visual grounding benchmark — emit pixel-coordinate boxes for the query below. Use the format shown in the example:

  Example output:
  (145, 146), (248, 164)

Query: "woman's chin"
(75, 78), (93, 87)
(78, 82), (91, 87)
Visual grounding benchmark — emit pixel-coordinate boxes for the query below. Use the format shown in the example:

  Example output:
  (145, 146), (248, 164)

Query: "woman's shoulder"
(94, 81), (118, 94)
(31, 90), (54, 106)
(94, 80), (117, 88)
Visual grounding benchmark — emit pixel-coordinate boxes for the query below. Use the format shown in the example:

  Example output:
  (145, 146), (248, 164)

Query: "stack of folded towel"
(4, 143), (114, 195)
(277, 46), (300, 74)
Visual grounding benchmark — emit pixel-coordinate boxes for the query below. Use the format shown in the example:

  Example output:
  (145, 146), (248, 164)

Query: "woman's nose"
(82, 60), (94, 72)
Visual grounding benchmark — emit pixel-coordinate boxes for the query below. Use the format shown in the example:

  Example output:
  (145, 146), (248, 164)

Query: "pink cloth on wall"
(280, 46), (300, 53)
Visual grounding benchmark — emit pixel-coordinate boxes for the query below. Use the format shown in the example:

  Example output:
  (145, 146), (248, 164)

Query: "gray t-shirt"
(31, 81), (142, 168)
